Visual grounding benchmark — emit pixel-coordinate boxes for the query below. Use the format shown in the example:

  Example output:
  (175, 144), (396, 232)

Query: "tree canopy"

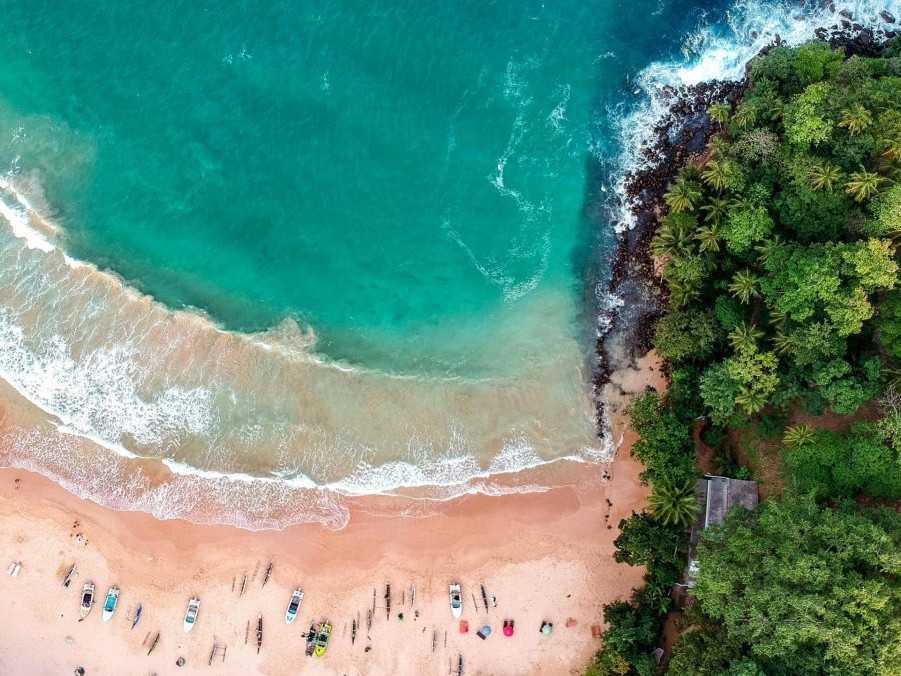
(684, 497), (901, 675)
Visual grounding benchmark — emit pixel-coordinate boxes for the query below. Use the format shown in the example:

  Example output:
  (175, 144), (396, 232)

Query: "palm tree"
(664, 176), (702, 213)
(701, 197), (730, 226)
(706, 136), (730, 160)
(695, 225), (721, 253)
(729, 269), (760, 304)
(771, 330), (794, 355)
(808, 162), (842, 192)
(755, 235), (783, 265)
(729, 322), (764, 353)
(736, 387), (769, 414)
(708, 102), (731, 126)
(668, 279), (701, 308)
(651, 215), (695, 258)
(729, 193), (756, 212)
(733, 102), (757, 129)
(767, 306), (788, 327)
(648, 479), (699, 528)
(881, 136), (901, 162)
(845, 167), (883, 203)
(838, 104), (873, 136)
(702, 158), (737, 192)
(783, 424), (815, 448)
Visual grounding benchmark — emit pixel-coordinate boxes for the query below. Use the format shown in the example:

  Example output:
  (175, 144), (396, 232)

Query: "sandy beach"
(0, 352), (663, 676)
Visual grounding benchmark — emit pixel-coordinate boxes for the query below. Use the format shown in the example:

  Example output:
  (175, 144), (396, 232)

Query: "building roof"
(684, 475), (758, 585)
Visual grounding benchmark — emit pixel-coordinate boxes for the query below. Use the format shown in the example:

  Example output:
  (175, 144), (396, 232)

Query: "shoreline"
(0, 353), (665, 675)
(593, 9), (901, 390)
(1, 5), (895, 529)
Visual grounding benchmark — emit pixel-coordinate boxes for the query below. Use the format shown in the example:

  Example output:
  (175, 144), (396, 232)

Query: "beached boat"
(285, 589), (304, 624)
(101, 586), (120, 622)
(131, 603), (143, 630)
(79, 582), (95, 619)
(304, 622), (317, 656)
(449, 583), (463, 619)
(183, 597), (200, 633)
(314, 621), (332, 657)
(62, 563), (77, 588)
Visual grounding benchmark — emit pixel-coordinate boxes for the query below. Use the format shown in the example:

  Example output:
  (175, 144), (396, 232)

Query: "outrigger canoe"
(62, 563), (77, 588)
(131, 603), (143, 630)
(314, 621), (332, 657)
(183, 597), (200, 633)
(79, 582), (96, 620)
(101, 586), (120, 622)
(285, 589), (304, 624)
(449, 583), (463, 619)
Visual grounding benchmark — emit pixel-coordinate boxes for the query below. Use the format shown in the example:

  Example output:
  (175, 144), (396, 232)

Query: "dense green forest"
(589, 38), (901, 676)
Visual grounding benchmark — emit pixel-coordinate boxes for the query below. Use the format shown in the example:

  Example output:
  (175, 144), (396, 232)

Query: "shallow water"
(0, 0), (897, 527)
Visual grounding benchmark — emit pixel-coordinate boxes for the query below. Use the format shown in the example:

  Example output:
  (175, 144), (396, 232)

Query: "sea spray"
(607, 0), (901, 232)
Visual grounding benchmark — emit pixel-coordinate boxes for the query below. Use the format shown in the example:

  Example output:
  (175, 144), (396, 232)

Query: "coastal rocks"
(593, 25), (898, 436)
(594, 77), (742, 412)
(815, 8), (900, 55)
(828, 26), (886, 56)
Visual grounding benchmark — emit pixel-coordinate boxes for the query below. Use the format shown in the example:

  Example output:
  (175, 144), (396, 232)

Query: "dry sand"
(0, 353), (665, 676)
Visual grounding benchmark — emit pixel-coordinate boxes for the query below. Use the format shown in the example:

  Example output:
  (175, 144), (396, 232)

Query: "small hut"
(684, 475), (758, 587)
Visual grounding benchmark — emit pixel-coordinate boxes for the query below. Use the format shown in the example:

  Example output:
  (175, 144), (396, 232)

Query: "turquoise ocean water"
(0, 0), (720, 375)
(0, 0), (895, 527)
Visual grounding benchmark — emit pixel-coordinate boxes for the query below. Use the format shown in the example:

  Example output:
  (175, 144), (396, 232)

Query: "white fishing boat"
(285, 589), (304, 624)
(79, 582), (96, 620)
(183, 597), (200, 633)
(449, 583), (463, 619)
(101, 586), (120, 622)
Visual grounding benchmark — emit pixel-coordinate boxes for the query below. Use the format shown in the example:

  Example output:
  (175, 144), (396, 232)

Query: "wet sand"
(0, 353), (664, 676)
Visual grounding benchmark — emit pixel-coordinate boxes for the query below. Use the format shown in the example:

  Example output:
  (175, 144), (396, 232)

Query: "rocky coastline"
(592, 18), (899, 437)
(591, 78), (742, 429)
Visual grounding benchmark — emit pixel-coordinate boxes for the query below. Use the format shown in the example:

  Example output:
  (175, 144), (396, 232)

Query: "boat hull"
(102, 588), (120, 622)
(449, 583), (463, 619)
(285, 590), (304, 624)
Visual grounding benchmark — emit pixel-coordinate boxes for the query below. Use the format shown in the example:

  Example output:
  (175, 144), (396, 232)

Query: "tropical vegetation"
(588, 37), (901, 676)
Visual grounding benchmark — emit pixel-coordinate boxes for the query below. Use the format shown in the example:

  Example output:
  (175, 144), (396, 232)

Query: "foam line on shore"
(3, 0), (898, 529)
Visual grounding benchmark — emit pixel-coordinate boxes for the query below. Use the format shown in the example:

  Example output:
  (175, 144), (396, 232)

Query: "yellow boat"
(314, 621), (332, 657)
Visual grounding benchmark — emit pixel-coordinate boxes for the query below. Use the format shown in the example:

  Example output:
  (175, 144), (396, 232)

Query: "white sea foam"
(2, 426), (351, 531)
(0, 310), (216, 450)
(0, 177), (56, 252)
(0, 187), (600, 527)
(547, 84), (572, 132)
(2, 0), (895, 530)
(606, 0), (901, 232)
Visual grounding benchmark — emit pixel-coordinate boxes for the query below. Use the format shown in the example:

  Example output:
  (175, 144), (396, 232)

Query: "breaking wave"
(606, 0), (900, 231)
(2, 0), (898, 529)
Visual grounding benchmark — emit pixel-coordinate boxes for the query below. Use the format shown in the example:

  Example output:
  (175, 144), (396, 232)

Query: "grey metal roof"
(684, 475), (758, 586)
